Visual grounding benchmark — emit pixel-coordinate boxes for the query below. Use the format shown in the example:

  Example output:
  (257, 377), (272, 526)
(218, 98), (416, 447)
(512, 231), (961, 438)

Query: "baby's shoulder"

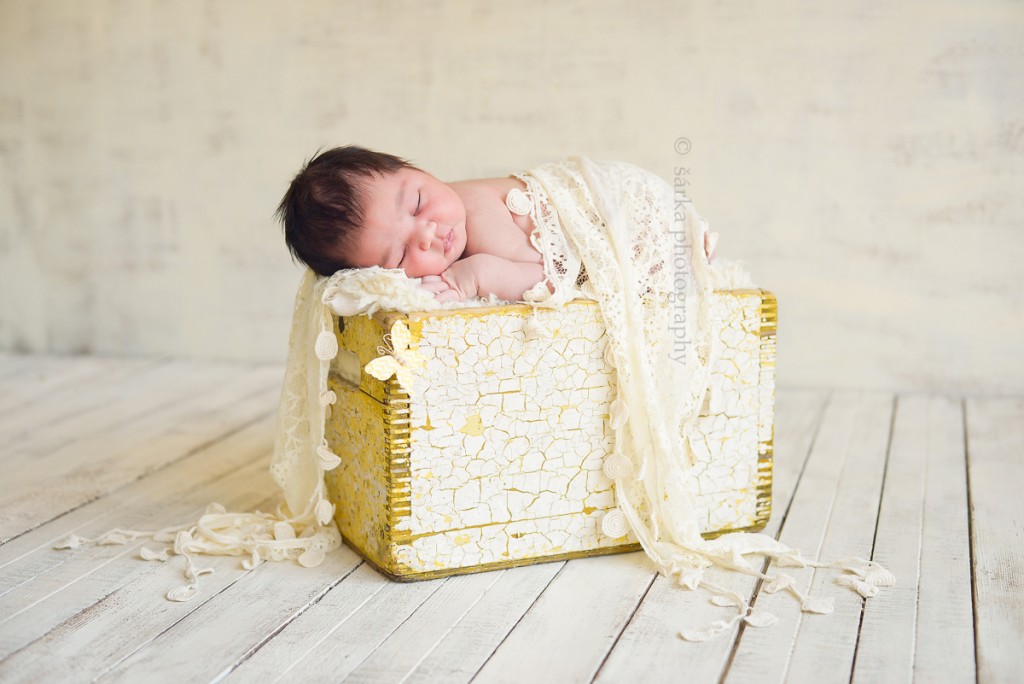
(449, 176), (525, 208)
(450, 177), (539, 263)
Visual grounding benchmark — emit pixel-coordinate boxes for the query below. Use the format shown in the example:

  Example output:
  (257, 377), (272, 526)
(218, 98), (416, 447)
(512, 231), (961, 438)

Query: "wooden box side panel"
(325, 291), (776, 578)
(388, 292), (774, 574)
(325, 315), (394, 569)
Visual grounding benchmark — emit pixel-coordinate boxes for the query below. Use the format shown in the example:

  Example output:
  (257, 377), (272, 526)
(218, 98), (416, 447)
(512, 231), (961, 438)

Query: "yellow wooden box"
(325, 290), (776, 580)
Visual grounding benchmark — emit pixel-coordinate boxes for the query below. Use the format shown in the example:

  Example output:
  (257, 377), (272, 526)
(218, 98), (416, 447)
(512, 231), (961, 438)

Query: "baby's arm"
(429, 254), (548, 303)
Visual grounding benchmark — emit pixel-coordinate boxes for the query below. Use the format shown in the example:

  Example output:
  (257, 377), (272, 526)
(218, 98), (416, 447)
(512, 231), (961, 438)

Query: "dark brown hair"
(276, 145), (415, 276)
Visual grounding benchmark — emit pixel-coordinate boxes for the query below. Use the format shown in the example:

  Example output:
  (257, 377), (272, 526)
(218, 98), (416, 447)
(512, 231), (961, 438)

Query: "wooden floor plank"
(98, 545), (363, 683)
(726, 391), (894, 683)
(0, 365), (280, 542)
(402, 562), (565, 684)
(0, 358), (189, 450)
(849, 394), (927, 683)
(232, 572), (446, 681)
(0, 413), (275, 573)
(0, 459), (274, 671)
(0, 414), (279, 655)
(0, 356), (48, 387)
(913, 397), (977, 682)
(595, 389), (830, 682)
(2, 361), (274, 482)
(0, 353), (35, 379)
(340, 571), (506, 683)
(0, 417), (276, 613)
(471, 551), (655, 684)
(2, 359), (238, 464)
(853, 395), (975, 683)
(0, 356), (160, 422)
(226, 556), (565, 683)
(0, 355), (79, 403)
(222, 563), (389, 681)
(965, 397), (1024, 682)
(784, 391), (893, 682)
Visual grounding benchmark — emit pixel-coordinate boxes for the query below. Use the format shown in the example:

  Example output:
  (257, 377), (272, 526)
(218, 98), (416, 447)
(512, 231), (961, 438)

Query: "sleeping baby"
(272, 147), (837, 642)
(277, 145), (716, 303)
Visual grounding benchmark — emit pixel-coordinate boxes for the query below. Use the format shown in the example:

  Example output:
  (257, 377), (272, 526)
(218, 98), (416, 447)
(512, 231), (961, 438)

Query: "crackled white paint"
(360, 293), (775, 574)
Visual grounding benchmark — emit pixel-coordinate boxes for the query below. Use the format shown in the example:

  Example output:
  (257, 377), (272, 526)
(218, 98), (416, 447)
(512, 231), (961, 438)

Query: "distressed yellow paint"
(459, 414), (485, 436)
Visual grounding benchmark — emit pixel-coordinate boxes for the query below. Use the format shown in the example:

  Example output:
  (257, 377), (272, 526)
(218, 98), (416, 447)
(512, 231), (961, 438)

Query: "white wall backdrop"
(1, 0), (1021, 393)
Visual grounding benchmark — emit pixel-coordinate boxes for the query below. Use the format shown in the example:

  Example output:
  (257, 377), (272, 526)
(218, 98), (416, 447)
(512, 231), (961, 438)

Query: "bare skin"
(347, 167), (549, 302)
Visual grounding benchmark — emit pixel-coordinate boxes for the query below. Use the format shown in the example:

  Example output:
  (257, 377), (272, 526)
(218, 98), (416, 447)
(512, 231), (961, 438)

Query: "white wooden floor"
(0, 354), (1020, 683)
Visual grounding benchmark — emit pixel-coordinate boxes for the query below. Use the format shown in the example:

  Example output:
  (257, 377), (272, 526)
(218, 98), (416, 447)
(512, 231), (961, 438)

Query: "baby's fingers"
(435, 289), (464, 303)
(419, 280), (449, 294)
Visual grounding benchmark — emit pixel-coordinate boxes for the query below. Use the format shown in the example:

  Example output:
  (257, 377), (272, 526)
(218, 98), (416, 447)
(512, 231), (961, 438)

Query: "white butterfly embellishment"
(364, 321), (424, 390)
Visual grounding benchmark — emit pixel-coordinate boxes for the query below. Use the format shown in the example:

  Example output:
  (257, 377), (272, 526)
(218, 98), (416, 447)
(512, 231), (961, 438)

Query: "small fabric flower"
(800, 596), (834, 614)
(600, 509), (630, 538)
(315, 330), (339, 361)
(602, 454), (632, 480)
(298, 547), (326, 568)
(139, 546), (170, 562)
(317, 444), (342, 471)
(364, 321), (424, 390)
(315, 499), (335, 526)
(505, 188), (532, 216)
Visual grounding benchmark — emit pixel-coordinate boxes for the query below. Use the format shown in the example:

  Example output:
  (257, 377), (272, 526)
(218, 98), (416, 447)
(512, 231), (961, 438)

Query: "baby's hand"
(436, 258), (483, 302)
(418, 275), (456, 302)
(419, 267), (478, 303)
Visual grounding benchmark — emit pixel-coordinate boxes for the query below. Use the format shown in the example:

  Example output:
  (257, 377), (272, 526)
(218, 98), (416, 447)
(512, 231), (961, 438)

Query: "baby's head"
(278, 145), (468, 279)
(277, 145), (415, 276)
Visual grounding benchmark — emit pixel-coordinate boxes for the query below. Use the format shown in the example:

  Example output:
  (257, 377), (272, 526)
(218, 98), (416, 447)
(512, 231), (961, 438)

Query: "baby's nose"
(419, 221), (438, 248)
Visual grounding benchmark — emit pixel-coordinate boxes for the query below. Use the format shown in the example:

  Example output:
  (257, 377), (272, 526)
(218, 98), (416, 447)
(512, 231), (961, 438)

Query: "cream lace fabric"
(512, 157), (895, 639)
(59, 156), (891, 639)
